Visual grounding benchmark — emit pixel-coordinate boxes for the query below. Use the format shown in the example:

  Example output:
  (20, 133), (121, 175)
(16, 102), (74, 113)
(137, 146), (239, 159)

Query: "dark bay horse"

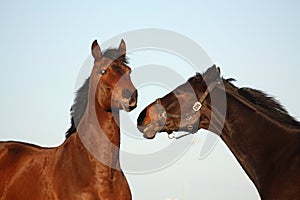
(137, 65), (300, 199)
(0, 40), (137, 199)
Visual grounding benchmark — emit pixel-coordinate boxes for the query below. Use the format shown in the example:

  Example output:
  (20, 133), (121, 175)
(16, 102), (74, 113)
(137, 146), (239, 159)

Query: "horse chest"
(95, 171), (131, 200)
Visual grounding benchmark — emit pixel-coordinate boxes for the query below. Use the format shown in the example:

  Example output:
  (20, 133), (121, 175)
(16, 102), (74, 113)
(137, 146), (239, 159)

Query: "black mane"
(65, 48), (128, 138)
(65, 78), (90, 138)
(223, 79), (300, 129)
(238, 87), (300, 128)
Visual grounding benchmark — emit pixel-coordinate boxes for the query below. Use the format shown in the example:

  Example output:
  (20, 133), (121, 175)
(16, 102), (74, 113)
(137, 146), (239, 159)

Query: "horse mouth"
(138, 123), (157, 139)
(142, 126), (174, 139)
(138, 120), (176, 139)
(120, 100), (136, 112)
(143, 129), (157, 139)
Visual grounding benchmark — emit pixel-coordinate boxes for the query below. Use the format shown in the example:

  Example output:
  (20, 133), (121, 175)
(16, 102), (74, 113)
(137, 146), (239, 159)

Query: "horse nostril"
(122, 89), (132, 99)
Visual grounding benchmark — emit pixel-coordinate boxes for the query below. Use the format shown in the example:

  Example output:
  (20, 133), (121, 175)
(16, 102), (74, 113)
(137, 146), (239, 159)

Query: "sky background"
(1, 1), (300, 199)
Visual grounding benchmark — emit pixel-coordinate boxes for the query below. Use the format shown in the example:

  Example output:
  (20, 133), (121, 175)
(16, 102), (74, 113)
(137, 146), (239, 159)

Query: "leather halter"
(156, 80), (221, 139)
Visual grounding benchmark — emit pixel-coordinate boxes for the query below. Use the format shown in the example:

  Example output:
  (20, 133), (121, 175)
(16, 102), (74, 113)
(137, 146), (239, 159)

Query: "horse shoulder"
(266, 133), (300, 199)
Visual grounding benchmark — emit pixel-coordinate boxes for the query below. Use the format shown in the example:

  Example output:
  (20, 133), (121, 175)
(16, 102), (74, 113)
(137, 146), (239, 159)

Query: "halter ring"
(193, 102), (202, 112)
(168, 133), (175, 139)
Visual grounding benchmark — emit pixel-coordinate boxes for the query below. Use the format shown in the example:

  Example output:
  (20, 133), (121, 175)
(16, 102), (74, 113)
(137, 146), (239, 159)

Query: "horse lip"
(120, 100), (136, 112)
(142, 124), (152, 133)
(138, 123), (157, 139)
(143, 130), (156, 139)
(129, 104), (137, 111)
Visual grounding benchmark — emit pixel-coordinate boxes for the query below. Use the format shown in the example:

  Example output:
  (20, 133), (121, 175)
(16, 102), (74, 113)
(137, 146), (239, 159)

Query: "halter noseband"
(156, 79), (221, 139)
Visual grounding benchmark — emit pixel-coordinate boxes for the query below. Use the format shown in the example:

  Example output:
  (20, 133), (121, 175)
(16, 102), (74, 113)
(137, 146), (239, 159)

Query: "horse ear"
(217, 67), (221, 74)
(204, 64), (221, 82)
(195, 72), (202, 79)
(118, 39), (126, 56)
(91, 40), (102, 59)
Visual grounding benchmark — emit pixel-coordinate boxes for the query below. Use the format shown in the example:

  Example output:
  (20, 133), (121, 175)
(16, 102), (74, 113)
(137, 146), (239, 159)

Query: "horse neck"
(216, 91), (296, 194)
(73, 73), (121, 171)
(56, 131), (120, 187)
(82, 72), (121, 146)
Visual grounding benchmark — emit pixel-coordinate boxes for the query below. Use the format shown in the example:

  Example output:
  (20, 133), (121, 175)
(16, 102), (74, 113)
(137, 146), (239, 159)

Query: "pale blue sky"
(0, 1), (299, 199)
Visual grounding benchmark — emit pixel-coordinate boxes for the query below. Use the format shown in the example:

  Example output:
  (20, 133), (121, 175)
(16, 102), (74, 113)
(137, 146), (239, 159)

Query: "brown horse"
(0, 40), (137, 199)
(137, 65), (300, 200)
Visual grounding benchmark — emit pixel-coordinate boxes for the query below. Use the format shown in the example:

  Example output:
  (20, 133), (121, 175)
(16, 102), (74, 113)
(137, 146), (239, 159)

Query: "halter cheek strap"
(162, 79), (221, 139)
(192, 80), (221, 112)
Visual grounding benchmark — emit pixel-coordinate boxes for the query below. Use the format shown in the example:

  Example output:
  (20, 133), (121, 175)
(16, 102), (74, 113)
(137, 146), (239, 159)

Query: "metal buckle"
(168, 133), (175, 139)
(193, 102), (202, 112)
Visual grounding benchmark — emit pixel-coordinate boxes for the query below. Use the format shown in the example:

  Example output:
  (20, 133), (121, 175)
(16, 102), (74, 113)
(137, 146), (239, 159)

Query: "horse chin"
(143, 129), (157, 139)
(186, 124), (199, 133)
(143, 127), (156, 139)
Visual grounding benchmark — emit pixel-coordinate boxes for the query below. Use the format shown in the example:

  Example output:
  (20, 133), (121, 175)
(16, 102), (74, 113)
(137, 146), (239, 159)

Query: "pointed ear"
(91, 40), (102, 59)
(204, 64), (221, 82)
(210, 64), (217, 71)
(195, 72), (202, 79)
(118, 39), (126, 56)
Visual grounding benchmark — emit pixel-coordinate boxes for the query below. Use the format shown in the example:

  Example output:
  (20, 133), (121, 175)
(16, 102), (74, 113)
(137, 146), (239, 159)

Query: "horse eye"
(99, 69), (106, 75)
